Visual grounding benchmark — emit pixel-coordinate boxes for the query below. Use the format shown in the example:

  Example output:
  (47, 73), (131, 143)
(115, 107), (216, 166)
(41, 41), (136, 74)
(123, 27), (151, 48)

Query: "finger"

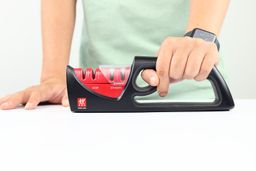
(141, 69), (159, 86)
(169, 78), (182, 84)
(0, 95), (11, 105)
(62, 90), (69, 107)
(156, 49), (160, 56)
(195, 52), (218, 81)
(156, 38), (175, 97)
(169, 37), (193, 80)
(25, 92), (41, 110)
(0, 92), (25, 110)
(183, 48), (206, 79)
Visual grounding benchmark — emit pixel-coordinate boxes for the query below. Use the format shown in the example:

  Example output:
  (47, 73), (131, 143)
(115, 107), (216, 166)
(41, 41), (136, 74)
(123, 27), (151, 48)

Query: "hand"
(0, 78), (69, 110)
(141, 36), (219, 97)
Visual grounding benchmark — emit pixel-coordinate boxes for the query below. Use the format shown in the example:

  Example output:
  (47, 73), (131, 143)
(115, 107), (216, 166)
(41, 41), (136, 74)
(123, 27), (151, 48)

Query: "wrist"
(40, 73), (66, 84)
(40, 65), (67, 83)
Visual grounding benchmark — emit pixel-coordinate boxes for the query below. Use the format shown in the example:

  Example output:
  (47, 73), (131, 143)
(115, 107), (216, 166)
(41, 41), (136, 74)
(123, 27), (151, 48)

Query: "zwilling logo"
(77, 98), (87, 109)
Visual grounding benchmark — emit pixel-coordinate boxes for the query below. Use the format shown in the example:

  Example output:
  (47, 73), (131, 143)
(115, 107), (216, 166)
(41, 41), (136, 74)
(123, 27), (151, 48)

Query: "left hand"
(141, 36), (219, 97)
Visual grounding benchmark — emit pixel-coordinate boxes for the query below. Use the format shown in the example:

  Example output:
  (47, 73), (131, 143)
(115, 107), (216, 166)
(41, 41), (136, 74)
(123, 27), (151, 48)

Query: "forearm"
(186, 0), (230, 35)
(41, 0), (77, 82)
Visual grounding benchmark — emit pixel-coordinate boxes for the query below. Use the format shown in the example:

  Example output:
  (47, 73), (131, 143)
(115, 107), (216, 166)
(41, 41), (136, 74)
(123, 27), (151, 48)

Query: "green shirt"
(79, 0), (224, 101)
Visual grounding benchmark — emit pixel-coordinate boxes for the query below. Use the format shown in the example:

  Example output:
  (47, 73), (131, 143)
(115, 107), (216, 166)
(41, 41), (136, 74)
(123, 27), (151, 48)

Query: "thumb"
(141, 69), (159, 86)
(61, 90), (69, 107)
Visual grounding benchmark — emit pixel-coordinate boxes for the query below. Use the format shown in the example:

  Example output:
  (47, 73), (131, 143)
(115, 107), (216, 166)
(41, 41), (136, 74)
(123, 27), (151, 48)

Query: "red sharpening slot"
(74, 67), (130, 98)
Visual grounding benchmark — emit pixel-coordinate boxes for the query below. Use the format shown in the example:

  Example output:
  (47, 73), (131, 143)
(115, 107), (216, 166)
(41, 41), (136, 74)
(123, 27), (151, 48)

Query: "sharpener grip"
(130, 56), (234, 109)
(131, 57), (157, 96)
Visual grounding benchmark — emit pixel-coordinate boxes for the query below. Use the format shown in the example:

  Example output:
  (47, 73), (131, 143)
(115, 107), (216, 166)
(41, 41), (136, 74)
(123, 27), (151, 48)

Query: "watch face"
(193, 29), (216, 42)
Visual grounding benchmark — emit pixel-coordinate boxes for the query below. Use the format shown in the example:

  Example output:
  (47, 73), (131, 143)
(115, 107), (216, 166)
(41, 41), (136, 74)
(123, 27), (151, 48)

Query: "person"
(0, 0), (230, 110)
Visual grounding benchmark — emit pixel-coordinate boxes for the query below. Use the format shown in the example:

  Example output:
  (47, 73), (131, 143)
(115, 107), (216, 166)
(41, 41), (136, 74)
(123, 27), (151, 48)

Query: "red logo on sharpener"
(77, 98), (87, 109)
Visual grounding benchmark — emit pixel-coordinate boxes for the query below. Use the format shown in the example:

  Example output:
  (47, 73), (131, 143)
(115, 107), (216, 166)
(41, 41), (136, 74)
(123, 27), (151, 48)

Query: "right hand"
(0, 78), (69, 110)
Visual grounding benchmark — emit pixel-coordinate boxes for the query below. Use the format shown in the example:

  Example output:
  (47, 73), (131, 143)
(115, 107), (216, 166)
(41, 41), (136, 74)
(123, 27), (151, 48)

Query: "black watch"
(184, 28), (220, 51)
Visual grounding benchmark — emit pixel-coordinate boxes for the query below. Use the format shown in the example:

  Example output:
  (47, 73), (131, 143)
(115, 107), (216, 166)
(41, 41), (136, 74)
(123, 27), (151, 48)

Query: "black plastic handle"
(130, 57), (157, 96)
(128, 56), (234, 110)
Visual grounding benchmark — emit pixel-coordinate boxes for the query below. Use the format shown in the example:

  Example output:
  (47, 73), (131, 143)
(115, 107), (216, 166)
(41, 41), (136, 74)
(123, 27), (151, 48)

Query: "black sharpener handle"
(129, 56), (234, 110)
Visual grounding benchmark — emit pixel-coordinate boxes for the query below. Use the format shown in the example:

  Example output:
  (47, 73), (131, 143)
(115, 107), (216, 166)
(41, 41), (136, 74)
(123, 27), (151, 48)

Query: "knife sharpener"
(66, 56), (235, 112)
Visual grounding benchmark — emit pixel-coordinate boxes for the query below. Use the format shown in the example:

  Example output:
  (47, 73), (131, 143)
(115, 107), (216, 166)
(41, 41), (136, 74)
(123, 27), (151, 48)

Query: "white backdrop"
(0, 0), (255, 98)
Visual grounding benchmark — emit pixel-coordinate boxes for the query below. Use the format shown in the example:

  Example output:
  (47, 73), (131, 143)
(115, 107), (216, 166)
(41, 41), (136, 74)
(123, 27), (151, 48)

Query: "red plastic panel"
(74, 67), (130, 98)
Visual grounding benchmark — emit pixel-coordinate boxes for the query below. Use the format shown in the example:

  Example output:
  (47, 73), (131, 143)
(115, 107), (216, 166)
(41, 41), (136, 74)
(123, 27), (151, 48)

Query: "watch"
(184, 28), (220, 51)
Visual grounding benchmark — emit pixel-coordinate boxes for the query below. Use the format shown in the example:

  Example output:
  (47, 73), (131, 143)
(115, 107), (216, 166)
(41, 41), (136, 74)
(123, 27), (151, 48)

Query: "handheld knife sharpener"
(66, 56), (235, 112)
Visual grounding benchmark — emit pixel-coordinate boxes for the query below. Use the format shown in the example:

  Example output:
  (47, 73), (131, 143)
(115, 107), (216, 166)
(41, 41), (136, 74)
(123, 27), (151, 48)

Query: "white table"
(0, 99), (255, 171)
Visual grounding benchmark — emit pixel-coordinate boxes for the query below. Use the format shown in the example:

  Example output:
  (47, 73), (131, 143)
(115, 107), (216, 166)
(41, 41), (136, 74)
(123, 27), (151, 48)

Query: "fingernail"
(25, 103), (34, 110)
(0, 102), (9, 110)
(149, 76), (158, 86)
(64, 100), (69, 107)
(159, 92), (167, 97)
(62, 99), (69, 107)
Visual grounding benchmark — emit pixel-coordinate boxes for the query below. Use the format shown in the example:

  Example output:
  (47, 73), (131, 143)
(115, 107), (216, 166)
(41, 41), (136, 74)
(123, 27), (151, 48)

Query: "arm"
(0, 0), (77, 110)
(41, 0), (76, 82)
(142, 0), (230, 97)
(186, 0), (230, 35)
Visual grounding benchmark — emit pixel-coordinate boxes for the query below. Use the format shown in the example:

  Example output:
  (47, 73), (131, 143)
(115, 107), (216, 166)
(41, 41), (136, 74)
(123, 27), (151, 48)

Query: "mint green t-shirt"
(79, 0), (224, 101)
